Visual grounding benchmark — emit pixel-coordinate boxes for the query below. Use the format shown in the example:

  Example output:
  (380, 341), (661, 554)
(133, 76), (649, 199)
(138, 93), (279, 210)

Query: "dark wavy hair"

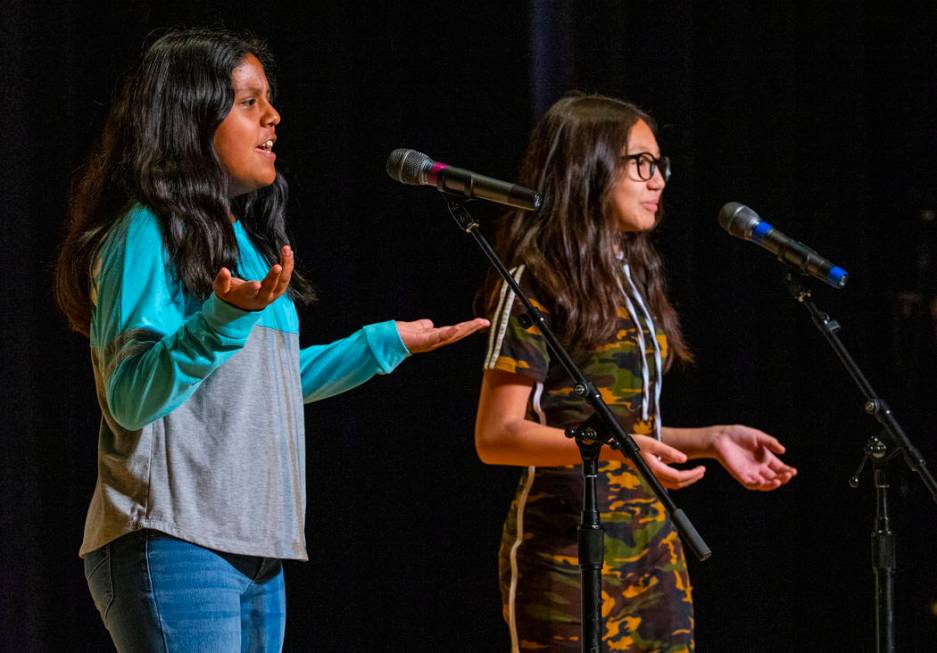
(56, 27), (314, 336)
(484, 93), (691, 365)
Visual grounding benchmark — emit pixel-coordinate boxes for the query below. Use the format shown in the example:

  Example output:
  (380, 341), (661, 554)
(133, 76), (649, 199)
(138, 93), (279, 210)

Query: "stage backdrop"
(3, 2), (937, 651)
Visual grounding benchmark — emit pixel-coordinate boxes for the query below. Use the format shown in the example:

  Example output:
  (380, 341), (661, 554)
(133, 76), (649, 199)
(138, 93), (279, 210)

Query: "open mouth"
(256, 139), (275, 155)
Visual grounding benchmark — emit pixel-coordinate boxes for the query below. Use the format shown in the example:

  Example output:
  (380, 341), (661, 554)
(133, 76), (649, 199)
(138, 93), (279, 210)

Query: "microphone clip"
(443, 196), (479, 234)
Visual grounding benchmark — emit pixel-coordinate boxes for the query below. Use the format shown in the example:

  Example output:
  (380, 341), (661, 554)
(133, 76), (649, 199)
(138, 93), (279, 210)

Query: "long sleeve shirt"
(80, 205), (409, 559)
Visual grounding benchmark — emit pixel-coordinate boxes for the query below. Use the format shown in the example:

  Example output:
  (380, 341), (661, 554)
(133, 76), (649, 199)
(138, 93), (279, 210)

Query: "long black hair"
(484, 93), (691, 365)
(56, 27), (314, 336)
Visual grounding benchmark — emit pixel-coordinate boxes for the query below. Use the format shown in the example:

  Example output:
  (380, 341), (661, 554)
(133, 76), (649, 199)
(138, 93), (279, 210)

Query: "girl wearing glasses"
(475, 93), (796, 652)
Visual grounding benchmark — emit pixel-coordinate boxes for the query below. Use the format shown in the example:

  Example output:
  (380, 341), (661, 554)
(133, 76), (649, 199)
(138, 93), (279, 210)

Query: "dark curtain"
(2, 2), (937, 651)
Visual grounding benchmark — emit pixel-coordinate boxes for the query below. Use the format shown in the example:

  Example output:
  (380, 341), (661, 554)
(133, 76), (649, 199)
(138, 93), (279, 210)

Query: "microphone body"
(386, 148), (541, 211)
(718, 202), (848, 288)
(719, 202), (849, 288)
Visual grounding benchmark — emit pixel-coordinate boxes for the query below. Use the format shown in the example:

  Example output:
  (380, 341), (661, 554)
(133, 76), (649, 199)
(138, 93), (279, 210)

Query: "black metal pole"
(871, 458), (896, 653)
(782, 273), (937, 501)
(850, 435), (897, 653)
(783, 271), (936, 652)
(570, 427), (605, 653)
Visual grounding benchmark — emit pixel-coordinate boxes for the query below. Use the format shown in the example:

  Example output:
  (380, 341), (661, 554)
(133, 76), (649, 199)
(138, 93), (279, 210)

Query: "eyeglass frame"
(620, 152), (671, 183)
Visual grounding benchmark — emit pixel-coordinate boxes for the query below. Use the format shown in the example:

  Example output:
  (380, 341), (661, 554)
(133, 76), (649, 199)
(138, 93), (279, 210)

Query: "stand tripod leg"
(578, 443), (604, 653)
(872, 466), (896, 653)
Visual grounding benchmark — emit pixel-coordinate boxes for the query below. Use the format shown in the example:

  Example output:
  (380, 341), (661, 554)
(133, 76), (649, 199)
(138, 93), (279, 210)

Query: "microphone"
(718, 202), (848, 288)
(386, 148), (542, 211)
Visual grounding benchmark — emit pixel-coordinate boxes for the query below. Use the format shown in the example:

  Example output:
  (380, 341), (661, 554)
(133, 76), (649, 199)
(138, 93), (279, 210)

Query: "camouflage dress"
(484, 266), (693, 652)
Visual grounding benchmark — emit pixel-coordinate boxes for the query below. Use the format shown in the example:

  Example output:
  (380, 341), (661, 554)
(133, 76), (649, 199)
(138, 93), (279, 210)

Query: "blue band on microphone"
(751, 220), (773, 241)
(827, 266), (848, 287)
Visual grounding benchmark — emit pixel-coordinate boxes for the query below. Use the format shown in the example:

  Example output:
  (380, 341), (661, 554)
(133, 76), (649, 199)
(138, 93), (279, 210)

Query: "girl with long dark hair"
(56, 27), (486, 651)
(475, 94), (796, 652)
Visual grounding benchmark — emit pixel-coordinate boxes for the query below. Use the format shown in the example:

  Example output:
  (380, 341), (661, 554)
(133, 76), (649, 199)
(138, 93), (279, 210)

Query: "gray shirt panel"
(81, 326), (308, 559)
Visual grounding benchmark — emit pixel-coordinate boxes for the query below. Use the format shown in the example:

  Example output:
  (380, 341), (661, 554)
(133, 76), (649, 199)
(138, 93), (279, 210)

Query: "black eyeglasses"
(621, 153), (671, 182)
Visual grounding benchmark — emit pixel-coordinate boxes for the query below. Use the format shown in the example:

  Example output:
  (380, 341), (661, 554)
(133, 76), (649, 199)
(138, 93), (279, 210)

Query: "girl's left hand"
(396, 318), (490, 353)
(710, 424), (797, 491)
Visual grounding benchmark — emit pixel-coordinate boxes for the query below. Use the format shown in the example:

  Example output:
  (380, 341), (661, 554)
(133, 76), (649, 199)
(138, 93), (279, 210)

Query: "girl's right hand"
(631, 434), (706, 490)
(213, 245), (294, 311)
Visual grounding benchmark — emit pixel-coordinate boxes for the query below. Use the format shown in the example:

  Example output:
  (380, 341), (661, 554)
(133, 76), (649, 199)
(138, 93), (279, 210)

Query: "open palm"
(711, 424), (797, 491)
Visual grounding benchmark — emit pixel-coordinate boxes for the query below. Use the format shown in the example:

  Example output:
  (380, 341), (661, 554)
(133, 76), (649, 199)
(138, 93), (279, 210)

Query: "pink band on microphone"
(425, 162), (449, 184)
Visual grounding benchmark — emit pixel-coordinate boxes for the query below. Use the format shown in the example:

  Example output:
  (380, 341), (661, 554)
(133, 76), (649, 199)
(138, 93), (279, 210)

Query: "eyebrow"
(233, 84), (272, 98)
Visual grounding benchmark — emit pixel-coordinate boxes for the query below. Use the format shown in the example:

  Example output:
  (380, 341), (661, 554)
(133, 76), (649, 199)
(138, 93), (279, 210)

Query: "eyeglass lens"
(636, 154), (670, 181)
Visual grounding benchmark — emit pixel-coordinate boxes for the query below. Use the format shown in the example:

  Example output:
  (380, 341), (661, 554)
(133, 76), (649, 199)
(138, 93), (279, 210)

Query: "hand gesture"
(632, 434), (706, 490)
(396, 318), (490, 353)
(213, 245), (294, 311)
(710, 424), (797, 491)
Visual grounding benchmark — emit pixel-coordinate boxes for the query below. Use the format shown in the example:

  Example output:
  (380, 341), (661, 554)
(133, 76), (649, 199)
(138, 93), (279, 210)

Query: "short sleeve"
(482, 265), (550, 382)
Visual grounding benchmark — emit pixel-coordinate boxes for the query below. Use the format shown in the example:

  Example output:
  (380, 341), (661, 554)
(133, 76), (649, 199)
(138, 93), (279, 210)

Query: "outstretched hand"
(396, 318), (490, 353)
(213, 245), (294, 311)
(710, 424), (797, 491)
(632, 434), (706, 490)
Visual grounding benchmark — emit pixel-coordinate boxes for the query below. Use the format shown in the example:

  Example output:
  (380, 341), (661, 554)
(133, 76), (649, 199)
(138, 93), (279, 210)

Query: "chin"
(619, 218), (656, 233)
(253, 174), (277, 192)
(615, 207), (658, 233)
(638, 212), (659, 231)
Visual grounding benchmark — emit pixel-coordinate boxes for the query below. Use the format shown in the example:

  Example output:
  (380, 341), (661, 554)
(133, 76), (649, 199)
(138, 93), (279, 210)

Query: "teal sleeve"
(300, 320), (410, 403)
(91, 209), (263, 431)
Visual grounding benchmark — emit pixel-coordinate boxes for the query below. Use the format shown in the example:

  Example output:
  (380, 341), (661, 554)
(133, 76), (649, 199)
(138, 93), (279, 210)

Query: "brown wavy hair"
(483, 93), (691, 366)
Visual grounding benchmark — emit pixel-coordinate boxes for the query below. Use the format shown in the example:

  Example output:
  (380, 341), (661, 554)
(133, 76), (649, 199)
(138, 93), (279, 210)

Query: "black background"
(3, 2), (937, 651)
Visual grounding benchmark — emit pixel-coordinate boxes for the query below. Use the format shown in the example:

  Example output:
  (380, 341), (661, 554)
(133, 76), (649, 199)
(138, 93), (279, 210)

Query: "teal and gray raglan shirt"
(81, 205), (410, 560)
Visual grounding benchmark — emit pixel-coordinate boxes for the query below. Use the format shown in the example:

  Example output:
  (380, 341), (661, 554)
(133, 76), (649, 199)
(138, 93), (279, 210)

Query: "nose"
(647, 166), (665, 190)
(263, 100), (280, 127)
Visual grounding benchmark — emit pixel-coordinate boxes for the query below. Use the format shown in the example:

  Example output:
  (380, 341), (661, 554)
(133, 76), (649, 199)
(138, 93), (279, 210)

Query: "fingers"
(426, 325), (458, 347)
(213, 245), (295, 310)
(739, 459), (797, 491)
(761, 455), (797, 488)
(645, 455), (706, 490)
(255, 246), (294, 302)
(753, 469), (781, 490)
(256, 263), (283, 300)
(417, 324), (462, 351)
(734, 469), (770, 491)
(467, 317), (491, 331)
(398, 318), (490, 353)
(756, 432), (786, 455)
(716, 426), (798, 491)
(724, 424), (786, 454)
(214, 268), (259, 298)
(768, 456), (796, 476)
(396, 319), (435, 332)
(271, 245), (294, 297)
(641, 437), (687, 465)
(769, 463), (797, 487)
(431, 319), (490, 350)
(240, 245), (293, 305)
(213, 267), (233, 297)
(437, 318), (489, 344)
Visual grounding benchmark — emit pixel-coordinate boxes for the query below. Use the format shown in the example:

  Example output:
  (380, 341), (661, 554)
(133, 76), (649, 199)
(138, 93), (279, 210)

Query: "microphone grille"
(718, 202), (760, 239)
(386, 149), (433, 185)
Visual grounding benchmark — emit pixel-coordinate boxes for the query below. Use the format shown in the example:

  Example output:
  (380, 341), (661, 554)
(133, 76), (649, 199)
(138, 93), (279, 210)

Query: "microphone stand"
(782, 271), (937, 653)
(445, 197), (711, 653)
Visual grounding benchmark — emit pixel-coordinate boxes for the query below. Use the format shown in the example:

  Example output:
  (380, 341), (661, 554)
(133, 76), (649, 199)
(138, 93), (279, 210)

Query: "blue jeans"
(84, 530), (286, 652)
